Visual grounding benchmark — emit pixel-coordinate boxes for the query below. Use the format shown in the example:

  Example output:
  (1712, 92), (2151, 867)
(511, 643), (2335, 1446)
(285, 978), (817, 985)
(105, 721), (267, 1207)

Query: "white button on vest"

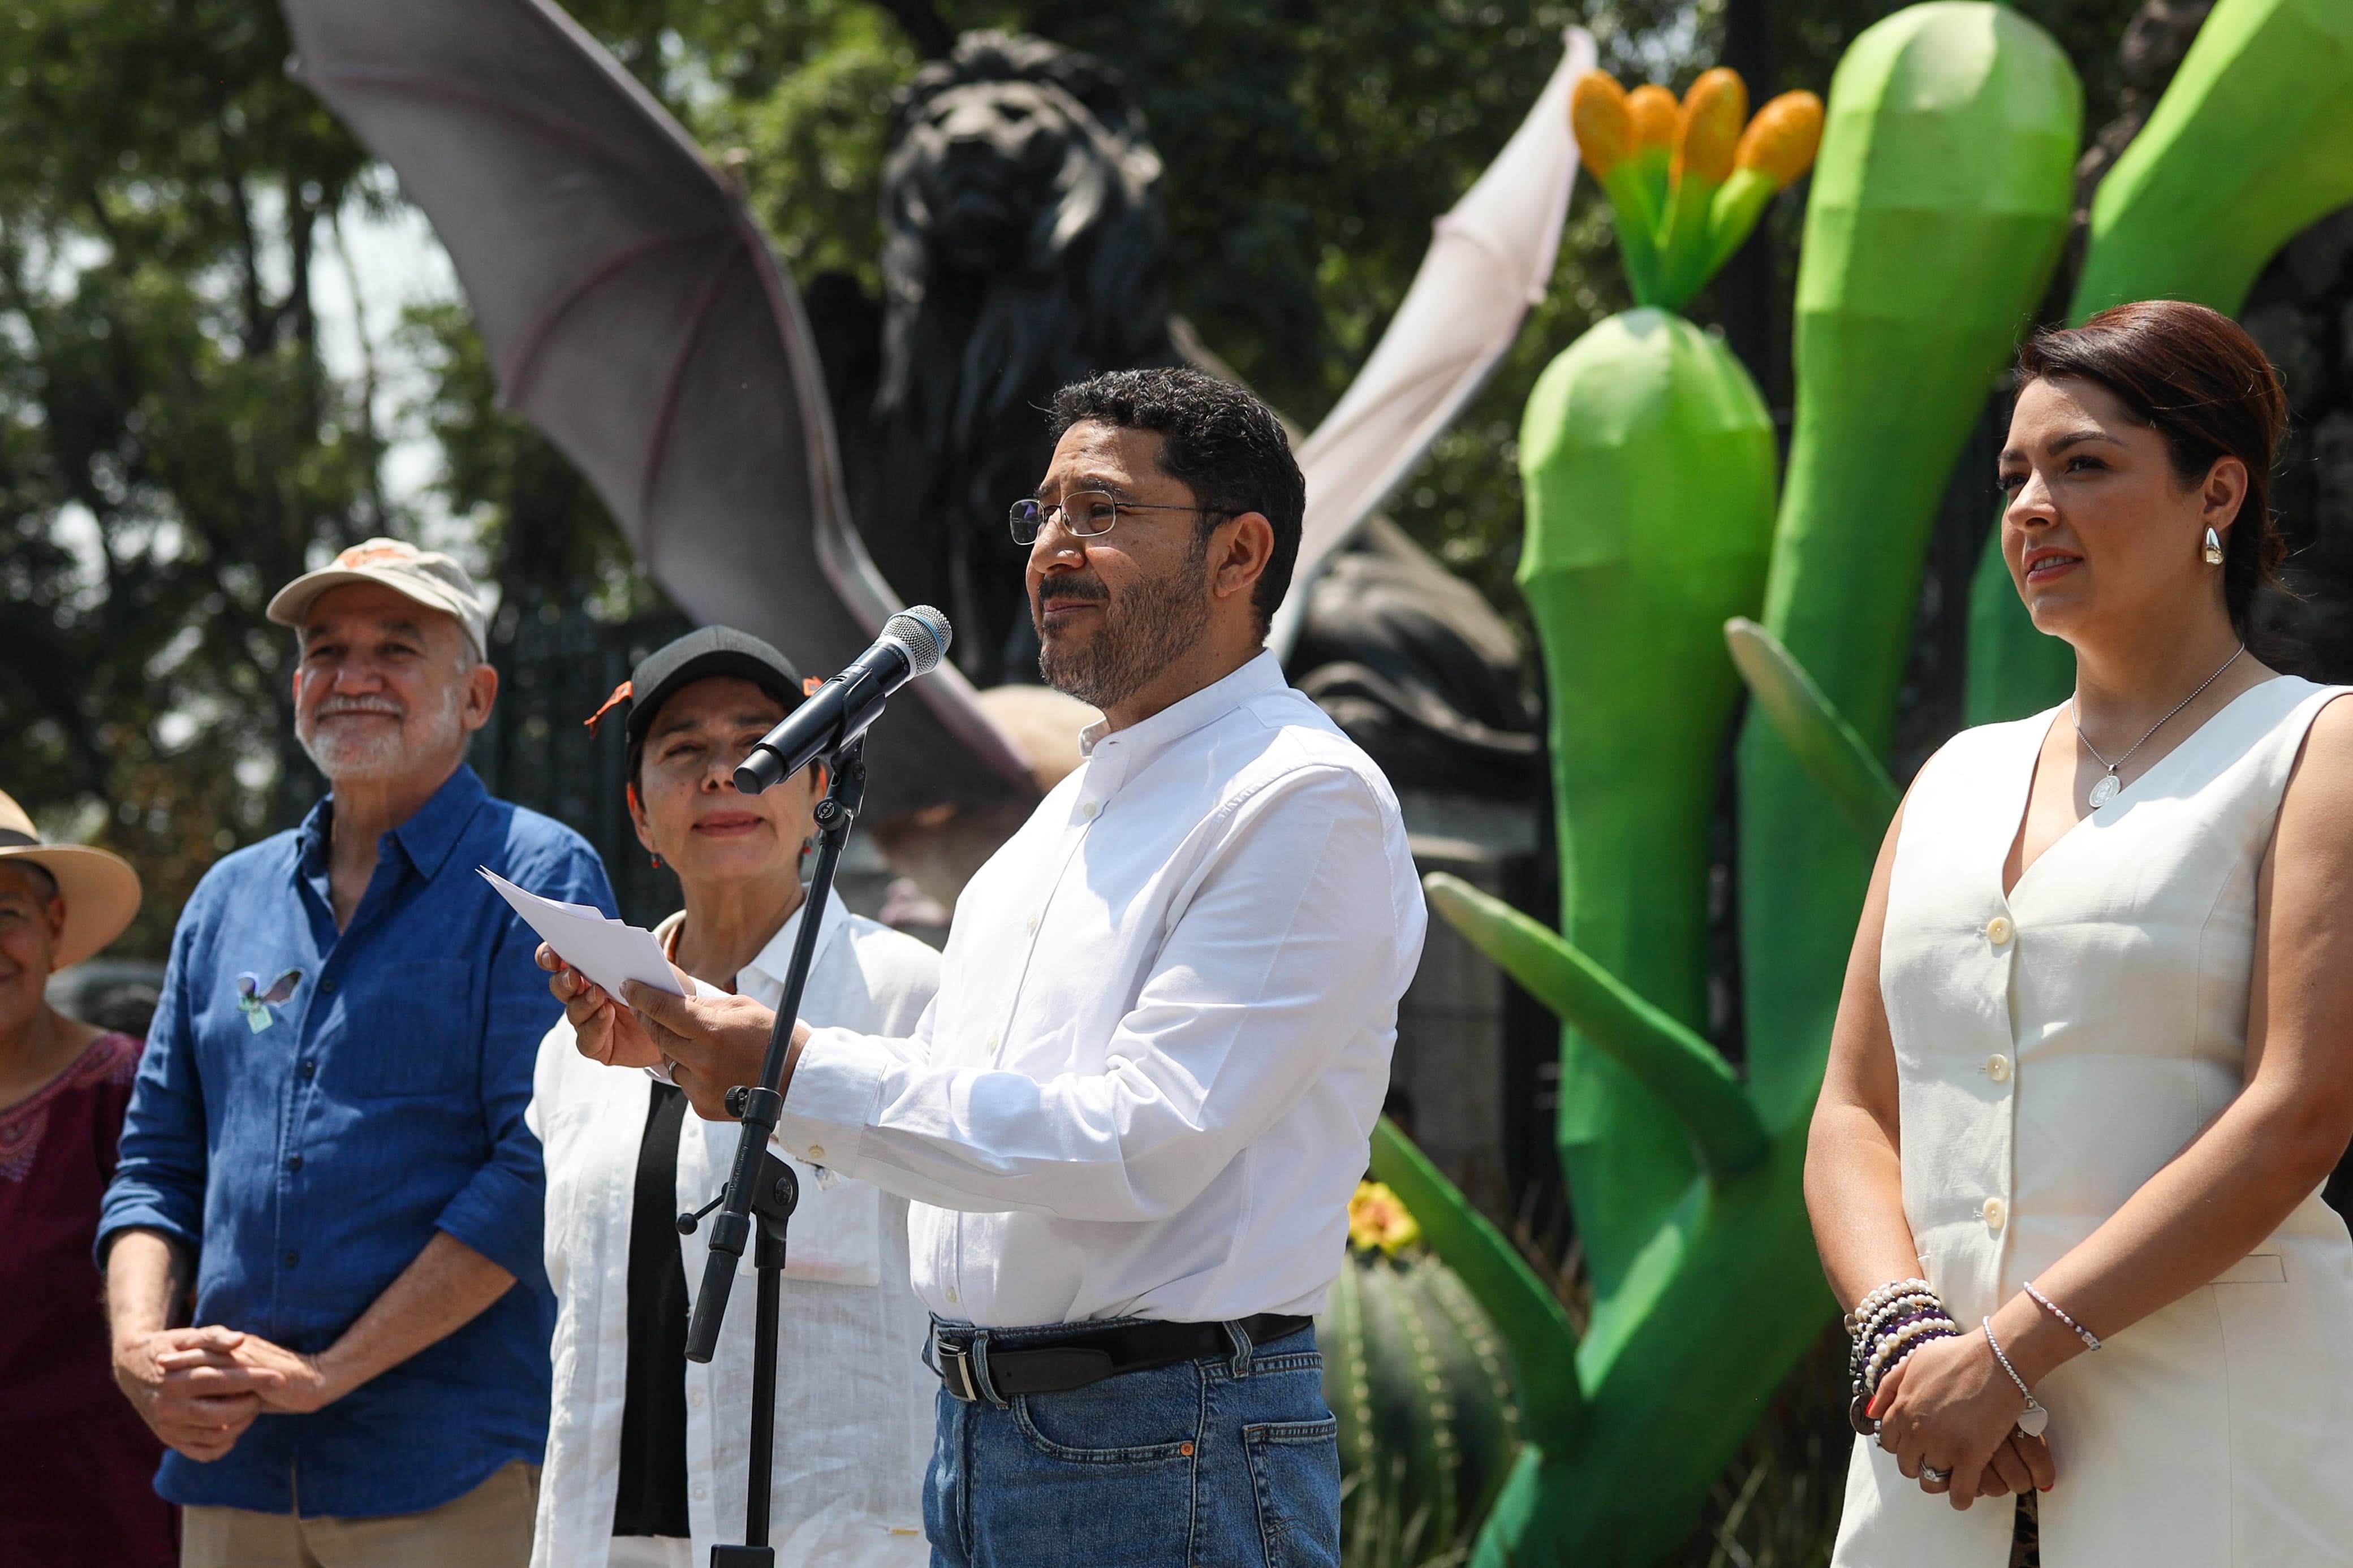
(985, 1032), (1000, 1050)
(1986, 1054), (2012, 1083)
(1983, 1196), (2008, 1231)
(1025, 916), (1039, 933)
(1986, 915), (2014, 946)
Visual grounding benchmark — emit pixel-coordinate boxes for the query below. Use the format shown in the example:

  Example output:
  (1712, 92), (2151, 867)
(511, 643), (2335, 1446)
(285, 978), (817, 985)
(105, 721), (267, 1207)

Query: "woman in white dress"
(1808, 299), (2353, 1568)
(527, 628), (941, 1568)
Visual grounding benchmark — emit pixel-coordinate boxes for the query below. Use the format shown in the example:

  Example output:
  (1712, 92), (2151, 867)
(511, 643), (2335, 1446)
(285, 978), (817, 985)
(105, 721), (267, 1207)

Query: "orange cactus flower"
(1572, 71), (1636, 178)
(1673, 67), (1749, 187)
(1735, 91), (1825, 188)
(1627, 84), (1679, 152)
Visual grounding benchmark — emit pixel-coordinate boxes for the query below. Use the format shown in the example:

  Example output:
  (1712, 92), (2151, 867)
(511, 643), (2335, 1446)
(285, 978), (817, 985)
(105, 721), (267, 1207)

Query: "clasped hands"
(1869, 1329), (2055, 1509)
(112, 1325), (342, 1463)
(537, 944), (807, 1120)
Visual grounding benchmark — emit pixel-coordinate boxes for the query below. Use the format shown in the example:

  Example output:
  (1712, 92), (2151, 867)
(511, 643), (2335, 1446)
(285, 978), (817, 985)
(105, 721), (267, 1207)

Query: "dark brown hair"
(2015, 299), (2290, 645)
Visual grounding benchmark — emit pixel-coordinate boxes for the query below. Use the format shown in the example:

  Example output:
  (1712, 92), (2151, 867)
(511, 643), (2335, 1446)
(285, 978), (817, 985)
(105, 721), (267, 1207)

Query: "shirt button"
(688, 1388), (705, 1409)
(1985, 1055), (2012, 1083)
(692, 1484), (709, 1501)
(1024, 916), (1039, 934)
(1087, 801), (1102, 818)
(945, 1288), (959, 1304)
(1986, 916), (2014, 947)
(807, 1145), (824, 1161)
(298, 1061), (316, 1081)
(320, 979), (338, 995)
(1983, 1198), (2007, 1232)
(985, 1032), (1000, 1050)
(283, 1249), (301, 1268)
(286, 1154), (304, 1172)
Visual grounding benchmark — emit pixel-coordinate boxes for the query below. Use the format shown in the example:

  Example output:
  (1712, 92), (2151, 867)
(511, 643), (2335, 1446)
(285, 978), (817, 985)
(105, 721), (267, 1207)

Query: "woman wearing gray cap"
(527, 627), (940, 1568)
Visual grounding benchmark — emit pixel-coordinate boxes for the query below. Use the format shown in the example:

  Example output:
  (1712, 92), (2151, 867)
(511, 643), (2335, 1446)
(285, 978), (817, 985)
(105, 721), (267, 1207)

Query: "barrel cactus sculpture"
(1400, 6), (2087, 1561)
(1966, 0), (2353, 724)
(1320, 1181), (1522, 1568)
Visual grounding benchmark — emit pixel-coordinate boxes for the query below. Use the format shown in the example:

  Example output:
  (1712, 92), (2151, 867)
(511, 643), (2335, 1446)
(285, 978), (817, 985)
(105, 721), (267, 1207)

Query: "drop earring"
(2204, 526), (2225, 565)
(650, 852), (664, 869)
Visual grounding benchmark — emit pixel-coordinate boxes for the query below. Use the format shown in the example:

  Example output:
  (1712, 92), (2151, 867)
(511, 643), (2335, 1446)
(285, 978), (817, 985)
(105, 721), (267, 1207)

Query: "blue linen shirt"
(99, 764), (614, 1517)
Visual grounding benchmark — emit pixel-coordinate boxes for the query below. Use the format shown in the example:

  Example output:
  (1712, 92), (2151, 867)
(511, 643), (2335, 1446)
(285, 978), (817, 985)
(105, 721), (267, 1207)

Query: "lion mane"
(868, 31), (1176, 681)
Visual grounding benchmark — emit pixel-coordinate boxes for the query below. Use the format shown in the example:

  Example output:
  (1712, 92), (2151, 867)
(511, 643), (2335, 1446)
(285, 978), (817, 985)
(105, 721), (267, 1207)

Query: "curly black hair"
(1048, 367), (1305, 638)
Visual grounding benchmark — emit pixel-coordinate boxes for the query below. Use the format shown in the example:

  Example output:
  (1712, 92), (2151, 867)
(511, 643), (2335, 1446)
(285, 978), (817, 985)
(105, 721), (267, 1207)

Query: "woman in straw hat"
(0, 787), (175, 1567)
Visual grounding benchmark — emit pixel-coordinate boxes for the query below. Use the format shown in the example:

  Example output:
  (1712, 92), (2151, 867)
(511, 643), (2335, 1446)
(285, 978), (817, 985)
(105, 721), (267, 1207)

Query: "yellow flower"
(1348, 1180), (1423, 1255)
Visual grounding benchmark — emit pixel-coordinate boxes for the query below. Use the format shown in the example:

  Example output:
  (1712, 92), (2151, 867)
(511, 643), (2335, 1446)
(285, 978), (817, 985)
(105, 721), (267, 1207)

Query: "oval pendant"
(2016, 1403), (2050, 1438)
(1848, 1392), (1878, 1436)
(2088, 772), (2121, 808)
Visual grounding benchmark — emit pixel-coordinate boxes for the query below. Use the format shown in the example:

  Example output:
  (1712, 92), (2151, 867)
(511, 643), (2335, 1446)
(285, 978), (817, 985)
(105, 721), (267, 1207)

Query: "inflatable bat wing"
(281, 0), (1033, 817)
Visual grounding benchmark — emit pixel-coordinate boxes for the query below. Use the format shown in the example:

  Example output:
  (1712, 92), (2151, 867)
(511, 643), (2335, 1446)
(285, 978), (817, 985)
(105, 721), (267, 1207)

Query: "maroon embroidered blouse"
(0, 1031), (176, 1567)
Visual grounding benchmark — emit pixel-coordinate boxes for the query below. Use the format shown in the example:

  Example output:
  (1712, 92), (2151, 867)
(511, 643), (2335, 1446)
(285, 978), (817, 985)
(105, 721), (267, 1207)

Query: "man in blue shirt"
(99, 539), (614, 1567)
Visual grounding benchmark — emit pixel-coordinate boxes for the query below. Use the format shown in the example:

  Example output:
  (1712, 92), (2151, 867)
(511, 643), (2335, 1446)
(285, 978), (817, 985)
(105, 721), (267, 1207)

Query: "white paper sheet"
(479, 866), (693, 1000)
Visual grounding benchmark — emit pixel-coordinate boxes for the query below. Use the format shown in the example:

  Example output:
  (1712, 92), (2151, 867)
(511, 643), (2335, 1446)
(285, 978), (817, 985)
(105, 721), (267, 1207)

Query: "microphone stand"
(678, 737), (867, 1567)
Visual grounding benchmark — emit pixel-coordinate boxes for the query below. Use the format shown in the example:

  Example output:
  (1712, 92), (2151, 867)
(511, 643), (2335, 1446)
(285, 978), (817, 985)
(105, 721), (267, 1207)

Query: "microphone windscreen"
(882, 606), (952, 675)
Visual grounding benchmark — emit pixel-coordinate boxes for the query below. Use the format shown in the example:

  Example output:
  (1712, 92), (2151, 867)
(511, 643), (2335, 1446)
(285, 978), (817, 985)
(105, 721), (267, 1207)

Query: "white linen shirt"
(776, 650), (1427, 1327)
(529, 897), (940, 1568)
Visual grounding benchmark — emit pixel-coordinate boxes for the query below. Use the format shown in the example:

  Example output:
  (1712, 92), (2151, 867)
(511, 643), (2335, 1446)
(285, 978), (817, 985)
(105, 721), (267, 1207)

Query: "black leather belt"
(928, 1313), (1313, 1403)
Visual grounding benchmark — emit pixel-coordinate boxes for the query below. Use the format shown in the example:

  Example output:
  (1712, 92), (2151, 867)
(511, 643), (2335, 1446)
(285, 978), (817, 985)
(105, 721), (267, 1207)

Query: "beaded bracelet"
(2023, 1280), (2102, 1351)
(1844, 1278), (1932, 1337)
(1849, 1304), (1941, 1379)
(1844, 1278), (1958, 1435)
(1848, 1294), (1942, 1378)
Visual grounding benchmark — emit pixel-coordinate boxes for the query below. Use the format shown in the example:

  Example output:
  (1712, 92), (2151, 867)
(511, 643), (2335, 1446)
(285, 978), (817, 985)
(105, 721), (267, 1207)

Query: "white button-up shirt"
(529, 898), (940, 1568)
(777, 651), (1426, 1327)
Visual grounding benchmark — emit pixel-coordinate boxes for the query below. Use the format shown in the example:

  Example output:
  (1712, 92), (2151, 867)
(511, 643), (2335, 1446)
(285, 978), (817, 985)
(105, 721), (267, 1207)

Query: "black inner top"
(612, 1080), (693, 1539)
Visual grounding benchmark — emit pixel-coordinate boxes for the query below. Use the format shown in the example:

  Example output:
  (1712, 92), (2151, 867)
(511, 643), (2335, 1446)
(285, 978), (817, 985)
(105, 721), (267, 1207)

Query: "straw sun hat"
(0, 789), (142, 970)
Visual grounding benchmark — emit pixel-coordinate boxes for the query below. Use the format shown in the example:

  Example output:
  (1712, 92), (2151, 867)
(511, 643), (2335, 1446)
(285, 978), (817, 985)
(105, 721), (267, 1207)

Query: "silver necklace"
(2071, 643), (2244, 807)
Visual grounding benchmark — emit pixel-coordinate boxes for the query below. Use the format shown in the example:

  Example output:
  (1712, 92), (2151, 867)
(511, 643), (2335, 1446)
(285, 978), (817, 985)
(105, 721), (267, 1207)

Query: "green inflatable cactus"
(1403, 6), (2085, 1561)
(1321, 1180), (1523, 1568)
(1389, 4), (2339, 1560)
(1520, 66), (1800, 1293)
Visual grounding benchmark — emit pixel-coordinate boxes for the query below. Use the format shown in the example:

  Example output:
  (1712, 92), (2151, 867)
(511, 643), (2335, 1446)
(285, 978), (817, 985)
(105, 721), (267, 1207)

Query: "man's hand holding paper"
(618, 981), (810, 1122)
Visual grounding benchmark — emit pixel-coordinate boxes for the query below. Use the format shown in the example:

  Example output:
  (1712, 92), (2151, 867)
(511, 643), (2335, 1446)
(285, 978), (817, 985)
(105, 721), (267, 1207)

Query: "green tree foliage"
(0, 0), (375, 952)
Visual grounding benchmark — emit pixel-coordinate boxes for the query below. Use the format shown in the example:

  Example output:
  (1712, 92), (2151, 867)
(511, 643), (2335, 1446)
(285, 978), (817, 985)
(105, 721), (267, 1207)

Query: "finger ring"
(1920, 1464), (1951, 1485)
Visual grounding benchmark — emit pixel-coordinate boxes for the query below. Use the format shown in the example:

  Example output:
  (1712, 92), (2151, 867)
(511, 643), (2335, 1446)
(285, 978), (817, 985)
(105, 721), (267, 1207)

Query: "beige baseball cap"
(266, 538), (489, 662)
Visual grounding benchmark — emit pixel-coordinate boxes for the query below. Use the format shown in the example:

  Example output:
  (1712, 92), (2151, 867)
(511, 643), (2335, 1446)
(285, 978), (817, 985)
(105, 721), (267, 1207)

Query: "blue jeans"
(923, 1320), (1340, 1568)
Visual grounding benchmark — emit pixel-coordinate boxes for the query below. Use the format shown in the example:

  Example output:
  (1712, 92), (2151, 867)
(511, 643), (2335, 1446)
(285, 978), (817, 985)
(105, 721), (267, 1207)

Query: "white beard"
(298, 680), (466, 783)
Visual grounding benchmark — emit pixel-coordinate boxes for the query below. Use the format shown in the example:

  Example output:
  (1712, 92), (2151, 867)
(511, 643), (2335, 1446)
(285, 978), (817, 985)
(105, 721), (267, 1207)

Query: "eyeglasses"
(1007, 490), (1226, 546)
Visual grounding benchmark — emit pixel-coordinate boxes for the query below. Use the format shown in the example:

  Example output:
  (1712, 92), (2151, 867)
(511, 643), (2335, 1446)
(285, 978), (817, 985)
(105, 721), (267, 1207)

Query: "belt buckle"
(936, 1336), (982, 1402)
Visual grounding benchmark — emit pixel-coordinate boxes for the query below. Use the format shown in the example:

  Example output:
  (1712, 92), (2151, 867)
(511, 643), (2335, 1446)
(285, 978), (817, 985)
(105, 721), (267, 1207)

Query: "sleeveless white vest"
(1831, 676), (2353, 1567)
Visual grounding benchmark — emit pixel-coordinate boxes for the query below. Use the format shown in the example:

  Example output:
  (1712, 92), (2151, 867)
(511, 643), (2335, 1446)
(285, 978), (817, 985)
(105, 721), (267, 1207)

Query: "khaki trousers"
(180, 1460), (538, 1568)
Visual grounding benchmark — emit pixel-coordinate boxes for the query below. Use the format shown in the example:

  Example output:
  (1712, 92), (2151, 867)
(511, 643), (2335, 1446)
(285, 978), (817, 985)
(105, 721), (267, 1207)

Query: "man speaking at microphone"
(554, 367), (1424, 1567)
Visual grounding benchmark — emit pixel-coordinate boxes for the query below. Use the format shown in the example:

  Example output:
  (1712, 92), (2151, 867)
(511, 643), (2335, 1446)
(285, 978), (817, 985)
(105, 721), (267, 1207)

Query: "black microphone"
(734, 606), (951, 792)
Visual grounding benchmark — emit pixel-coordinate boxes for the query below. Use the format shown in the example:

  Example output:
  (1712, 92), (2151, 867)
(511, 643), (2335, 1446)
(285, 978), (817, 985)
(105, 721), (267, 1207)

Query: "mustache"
(1037, 574), (1109, 605)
